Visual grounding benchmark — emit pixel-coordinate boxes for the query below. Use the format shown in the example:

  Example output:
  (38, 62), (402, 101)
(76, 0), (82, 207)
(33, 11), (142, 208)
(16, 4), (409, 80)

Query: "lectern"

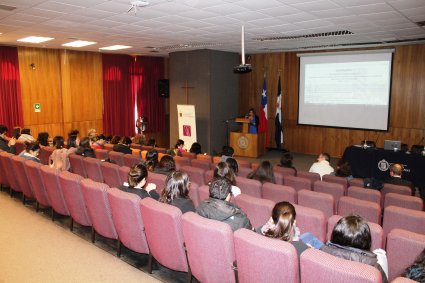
(229, 118), (265, 158)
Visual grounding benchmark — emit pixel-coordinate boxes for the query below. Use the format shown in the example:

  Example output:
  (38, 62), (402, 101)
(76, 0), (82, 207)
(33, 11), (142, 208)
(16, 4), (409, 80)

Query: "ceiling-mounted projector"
(234, 25), (252, 74)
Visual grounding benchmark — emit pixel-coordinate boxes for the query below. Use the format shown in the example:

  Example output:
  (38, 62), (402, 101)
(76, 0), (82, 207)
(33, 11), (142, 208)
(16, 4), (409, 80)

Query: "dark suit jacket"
(0, 137), (16, 154)
(385, 176), (415, 196)
(119, 185), (160, 200)
(113, 144), (132, 155)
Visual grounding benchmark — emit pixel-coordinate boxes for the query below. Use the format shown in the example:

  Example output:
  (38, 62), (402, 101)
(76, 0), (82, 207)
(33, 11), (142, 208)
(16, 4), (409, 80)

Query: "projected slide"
(298, 51), (393, 131)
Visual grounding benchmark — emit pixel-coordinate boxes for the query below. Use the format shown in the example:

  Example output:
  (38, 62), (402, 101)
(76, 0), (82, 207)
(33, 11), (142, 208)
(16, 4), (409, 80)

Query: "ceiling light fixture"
(128, 0), (149, 14)
(17, 36), (54, 43)
(99, 45), (132, 51)
(62, 40), (97, 47)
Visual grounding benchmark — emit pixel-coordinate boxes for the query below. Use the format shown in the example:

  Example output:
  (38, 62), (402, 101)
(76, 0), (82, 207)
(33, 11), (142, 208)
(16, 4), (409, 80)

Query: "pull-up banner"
(177, 105), (197, 149)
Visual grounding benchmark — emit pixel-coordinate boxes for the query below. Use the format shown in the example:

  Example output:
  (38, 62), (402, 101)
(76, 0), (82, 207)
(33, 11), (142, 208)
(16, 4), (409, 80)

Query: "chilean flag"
(275, 76), (283, 148)
(258, 77), (268, 146)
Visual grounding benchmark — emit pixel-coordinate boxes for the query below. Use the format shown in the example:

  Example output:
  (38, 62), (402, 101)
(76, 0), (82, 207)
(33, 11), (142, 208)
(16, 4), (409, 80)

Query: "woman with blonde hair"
(159, 171), (195, 214)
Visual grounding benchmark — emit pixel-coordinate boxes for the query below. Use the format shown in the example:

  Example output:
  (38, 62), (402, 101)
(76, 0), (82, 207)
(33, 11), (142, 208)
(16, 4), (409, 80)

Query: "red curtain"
(102, 54), (135, 136)
(0, 46), (23, 135)
(132, 56), (165, 133)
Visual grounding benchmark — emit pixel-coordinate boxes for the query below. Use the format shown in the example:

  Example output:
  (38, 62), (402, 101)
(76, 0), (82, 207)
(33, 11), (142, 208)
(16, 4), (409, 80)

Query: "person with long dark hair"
(119, 163), (159, 200)
(19, 141), (41, 163)
(159, 171), (195, 213)
(213, 161), (241, 197)
(49, 136), (70, 171)
(247, 160), (275, 184)
(75, 137), (95, 158)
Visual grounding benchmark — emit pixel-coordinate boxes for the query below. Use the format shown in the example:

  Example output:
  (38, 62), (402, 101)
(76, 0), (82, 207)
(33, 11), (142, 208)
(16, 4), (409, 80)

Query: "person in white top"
(17, 128), (35, 142)
(309, 152), (334, 179)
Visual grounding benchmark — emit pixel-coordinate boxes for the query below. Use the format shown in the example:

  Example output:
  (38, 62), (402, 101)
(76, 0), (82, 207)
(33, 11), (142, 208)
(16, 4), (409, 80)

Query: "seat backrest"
(155, 147), (167, 154)
(140, 198), (188, 272)
(327, 215), (384, 251)
(196, 154), (212, 163)
(80, 179), (117, 240)
(283, 175), (312, 192)
(234, 228), (299, 283)
(82, 157), (103, 183)
(108, 151), (125, 166)
(181, 165), (206, 186)
(314, 180), (345, 205)
(198, 185), (210, 203)
(298, 189), (335, 220)
(181, 151), (196, 160)
(262, 183), (297, 204)
(103, 144), (114, 151)
(39, 146), (55, 165)
(1, 152), (21, 192)
(234, 194), (274, 228)
(238, 167), (253, 178)
(130, 143), (142, 150)
(118, 166), (130, 185)
(107, 188), (149, 254)
(123, 154), (141, 168)
(69, 154), (87, 178)
(40, 165), (69, 216)
(383, 206), (425, 237)
(147, 172), (167, 195)
(293, 204), (327, 242)
(296, 171), (320, 188)
(59, 171), (91, 227)
(322, 174), (348, 190)
(384, 193), (423, 211)
(347, 186), (381, 206)
(204, 169), (214, 184)
(0, 152), (9, 187)
(11, 156), (34, 199)
(386, 229), (425, 281)
(94, 149), (109, 160)
(212, 156), (221, 165)
(190, 159), (211, 171)
(182, 212), (236, 283)
(235, 176), (262, 198)
(273, 165), (296, 176)
(25, 160), (50, 207)
(382, 183), (412, 200)
(174, 156), (191, 168)
(390, 277), (418, 283)
(188, 182), (200, 208)
(235, 158), (251, 168)
(15, 141), (26, 155)
(338, 196), (381, 225)
(349, 178), (365, 188)
(100, 162), (122, 188)
(300, 248), (382, 283)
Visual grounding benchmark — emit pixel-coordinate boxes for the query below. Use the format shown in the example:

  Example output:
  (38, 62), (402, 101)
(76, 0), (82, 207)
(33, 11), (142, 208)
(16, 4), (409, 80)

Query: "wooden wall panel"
(240, 44), (425, 157)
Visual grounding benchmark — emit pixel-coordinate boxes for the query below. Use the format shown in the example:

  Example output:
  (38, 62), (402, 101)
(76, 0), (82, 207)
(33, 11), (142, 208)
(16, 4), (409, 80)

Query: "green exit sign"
(34, 103), (41, 113)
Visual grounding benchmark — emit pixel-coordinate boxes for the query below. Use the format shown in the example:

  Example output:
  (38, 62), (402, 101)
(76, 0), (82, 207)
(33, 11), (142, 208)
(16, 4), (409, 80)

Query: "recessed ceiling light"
(62, 40), (97, 47)
(99, 45), (132, 51)
(17, 36), (54, 43)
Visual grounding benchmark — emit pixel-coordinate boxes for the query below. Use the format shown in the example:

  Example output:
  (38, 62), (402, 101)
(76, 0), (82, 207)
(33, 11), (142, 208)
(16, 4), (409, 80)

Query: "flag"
(258, 77), (268, 146)
(275, 76), (283, 148)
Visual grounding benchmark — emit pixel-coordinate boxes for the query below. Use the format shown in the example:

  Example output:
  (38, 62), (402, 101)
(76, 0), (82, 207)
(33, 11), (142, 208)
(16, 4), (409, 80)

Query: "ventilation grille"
(253, 30), (354, 41)
(0, 4), (16, 11)
(158, 42), (223, 50)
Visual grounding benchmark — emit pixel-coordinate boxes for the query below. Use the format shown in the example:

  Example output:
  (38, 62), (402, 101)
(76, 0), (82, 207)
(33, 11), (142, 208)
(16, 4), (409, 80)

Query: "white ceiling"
(0, 0), (424, 56)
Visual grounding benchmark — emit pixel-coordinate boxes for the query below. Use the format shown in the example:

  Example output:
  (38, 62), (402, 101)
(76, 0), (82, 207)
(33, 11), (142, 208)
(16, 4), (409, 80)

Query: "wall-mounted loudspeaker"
(158, 79), (169, 98)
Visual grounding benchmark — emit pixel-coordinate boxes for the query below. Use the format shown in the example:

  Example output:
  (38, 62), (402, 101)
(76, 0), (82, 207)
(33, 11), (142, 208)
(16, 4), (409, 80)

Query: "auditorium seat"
(390, 277), (417, 283)
(94, 149), (109, 160)
(181, 151), (196, 160)
(298, 189), (335, 220)
(181, 165), (205, 186)
(0, 152), (21, 196)
(327, 215), (384, 250)
(196, 154), (212, 163)
(103, 144), (114, 151)
(382, 184), (412, 203)
(347, 186), (381, 206)
(322, 174), (348, 191)
(283, 175), (312, 193)
(198, 185), (210, 203)
(204, 170), (213, 184)
(349, 178), (365, 188)
(15, 141), (26, 155)
(174, 156), (191, 169)
(238, 167), (253, 178)
(118, 166), (130, 185)
(314, 180), (345, 205)
(108, 151), (125, 167)
(212, 156), (221, 165)
(384, 193), (423, 211)
(11, 156), (35, 204)
(188, 182), (200, 208)
(59, 171), (91, 231)
(25, 160), (51, 212)
(82, 157), (103, 183)
(141, 145), (152, 152)
(158, 152), (166, 161)
(300, 248), (382, 283)
(190, 159), (211, 171)
(234, 228), (299, 283)
(130, 143), (141, 150)
(155, 147), (167, 154)
(0, 150), (10, 190)
(147, 172), (167, 194)
(235, 158), (251, 168)
(69, 154), (87, 178)
(338, 196), (381, 225)
(123, 154), (141, 168)
(107, 188), (149, 257)
(39, 146), (55, 165)
(383, 206), (425, 237)
(274, 171), (284, 185)
(234, 194), (274, 228)
(235, 176), (262, 198)
(80, 179), (118, 246)
(182, 212), (236, 283)
(262, 183), (297, 204)
(100, 162), (122, 188)
(273, 165), (296, 176)
(141, 150), (147, 160)
(386, 229), (425, 281)
(293, 204), (327, 242)
(140, 198), (190, 275)
(296, 171), (321, 187)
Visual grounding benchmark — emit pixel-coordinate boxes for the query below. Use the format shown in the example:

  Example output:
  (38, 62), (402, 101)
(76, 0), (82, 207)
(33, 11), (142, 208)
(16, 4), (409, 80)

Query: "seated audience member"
(309, 152), (334, 179)
(154, 155), (176, 176)
(104, 135), (112, 143)
(18, 128), (35, 142)
(220, 146), (234, 162)
(132, 134), (146, 145)
(147, 138), (156, 148)
(278, 152), (297, 175)
(173, 139), (185, 156)
(213, 162), (241, 197)
(260, 201), (309, 257)
(110, 135), (121, 145)
(119, 163), (159, 200)
(37, 132), (49, 147)
(87, 128), (97, 141)
(19, 142), (41, 163)
(189, 142), (202, 155)
(69, 129), (79, 138)
(385, 163), (415, 196)
(332, 159), (353, 180)
(0, 124), (16, 153)
(403, 248), (425, 282)
(12, 127), (21, 139)
(49, 136), (70, 171)
(90, 134), (104, 150)
(66, 131), (80, 154)
(226, 158), (239, 175)
(197, 177), (252, 232)
(321, 215), (388, 282)
(75, 137), (96, 158)
(145, 149), (158, 172)
(159, 171), (195, 214)
(247, 160), (275, 184)
(113, 136), (132, 154)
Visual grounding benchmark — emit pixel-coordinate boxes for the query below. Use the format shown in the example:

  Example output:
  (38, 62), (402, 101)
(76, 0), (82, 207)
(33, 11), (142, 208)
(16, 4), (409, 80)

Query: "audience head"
(209, 177), (232, 201)
(226, 158), (239, 174)
(87, 128), (97, 139)
(280, 152), (294, 168)
(79, 137), (91, 149)
(389, 163), (403, 177)
(0, 125), (8, 136)
(52, 136), (65, 149)
(24, 141), (40, 156)
(248, 160), (275, 183)
(158, 155), (176, 172)
(214, 161), (236, 185)
(189, 142), (202, 155)
(127, 163), (148, 188)
(147, 138), (156, 147)
(21, 128), (31, 135)
(330, 214), (371, 251)
(68, 129), (79, 137)
(160, 171), (190, 203)
(265, 201), (297, 241)
(104, 135), (112, 143)
(121, 136), (132, 146)
(12, 127), (21, 139)
(248, 108), (255, 115)
(145, 149), (158, 169)
(37, 132), (49, 146)
(175, 139), (184, 149)
(335, 159), (352, 177)
(222, 146), (234, 157)
(318, 152), (331, 162)
(67, 132), (79, 149)
(110, 135), (121, 145)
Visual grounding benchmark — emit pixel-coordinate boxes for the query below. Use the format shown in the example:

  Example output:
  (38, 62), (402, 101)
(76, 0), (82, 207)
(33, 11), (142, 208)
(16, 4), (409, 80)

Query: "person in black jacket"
(119, 163), (159, 200)
(113, 136), (132, 155)
(0, 125), (16, 154)
(75, 137), (95, 158)
(385, 163), (416, 196)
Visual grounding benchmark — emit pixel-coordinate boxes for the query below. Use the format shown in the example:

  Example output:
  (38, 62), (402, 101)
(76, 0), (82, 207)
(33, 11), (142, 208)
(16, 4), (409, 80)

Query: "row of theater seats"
(0, 149), (423, 282)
